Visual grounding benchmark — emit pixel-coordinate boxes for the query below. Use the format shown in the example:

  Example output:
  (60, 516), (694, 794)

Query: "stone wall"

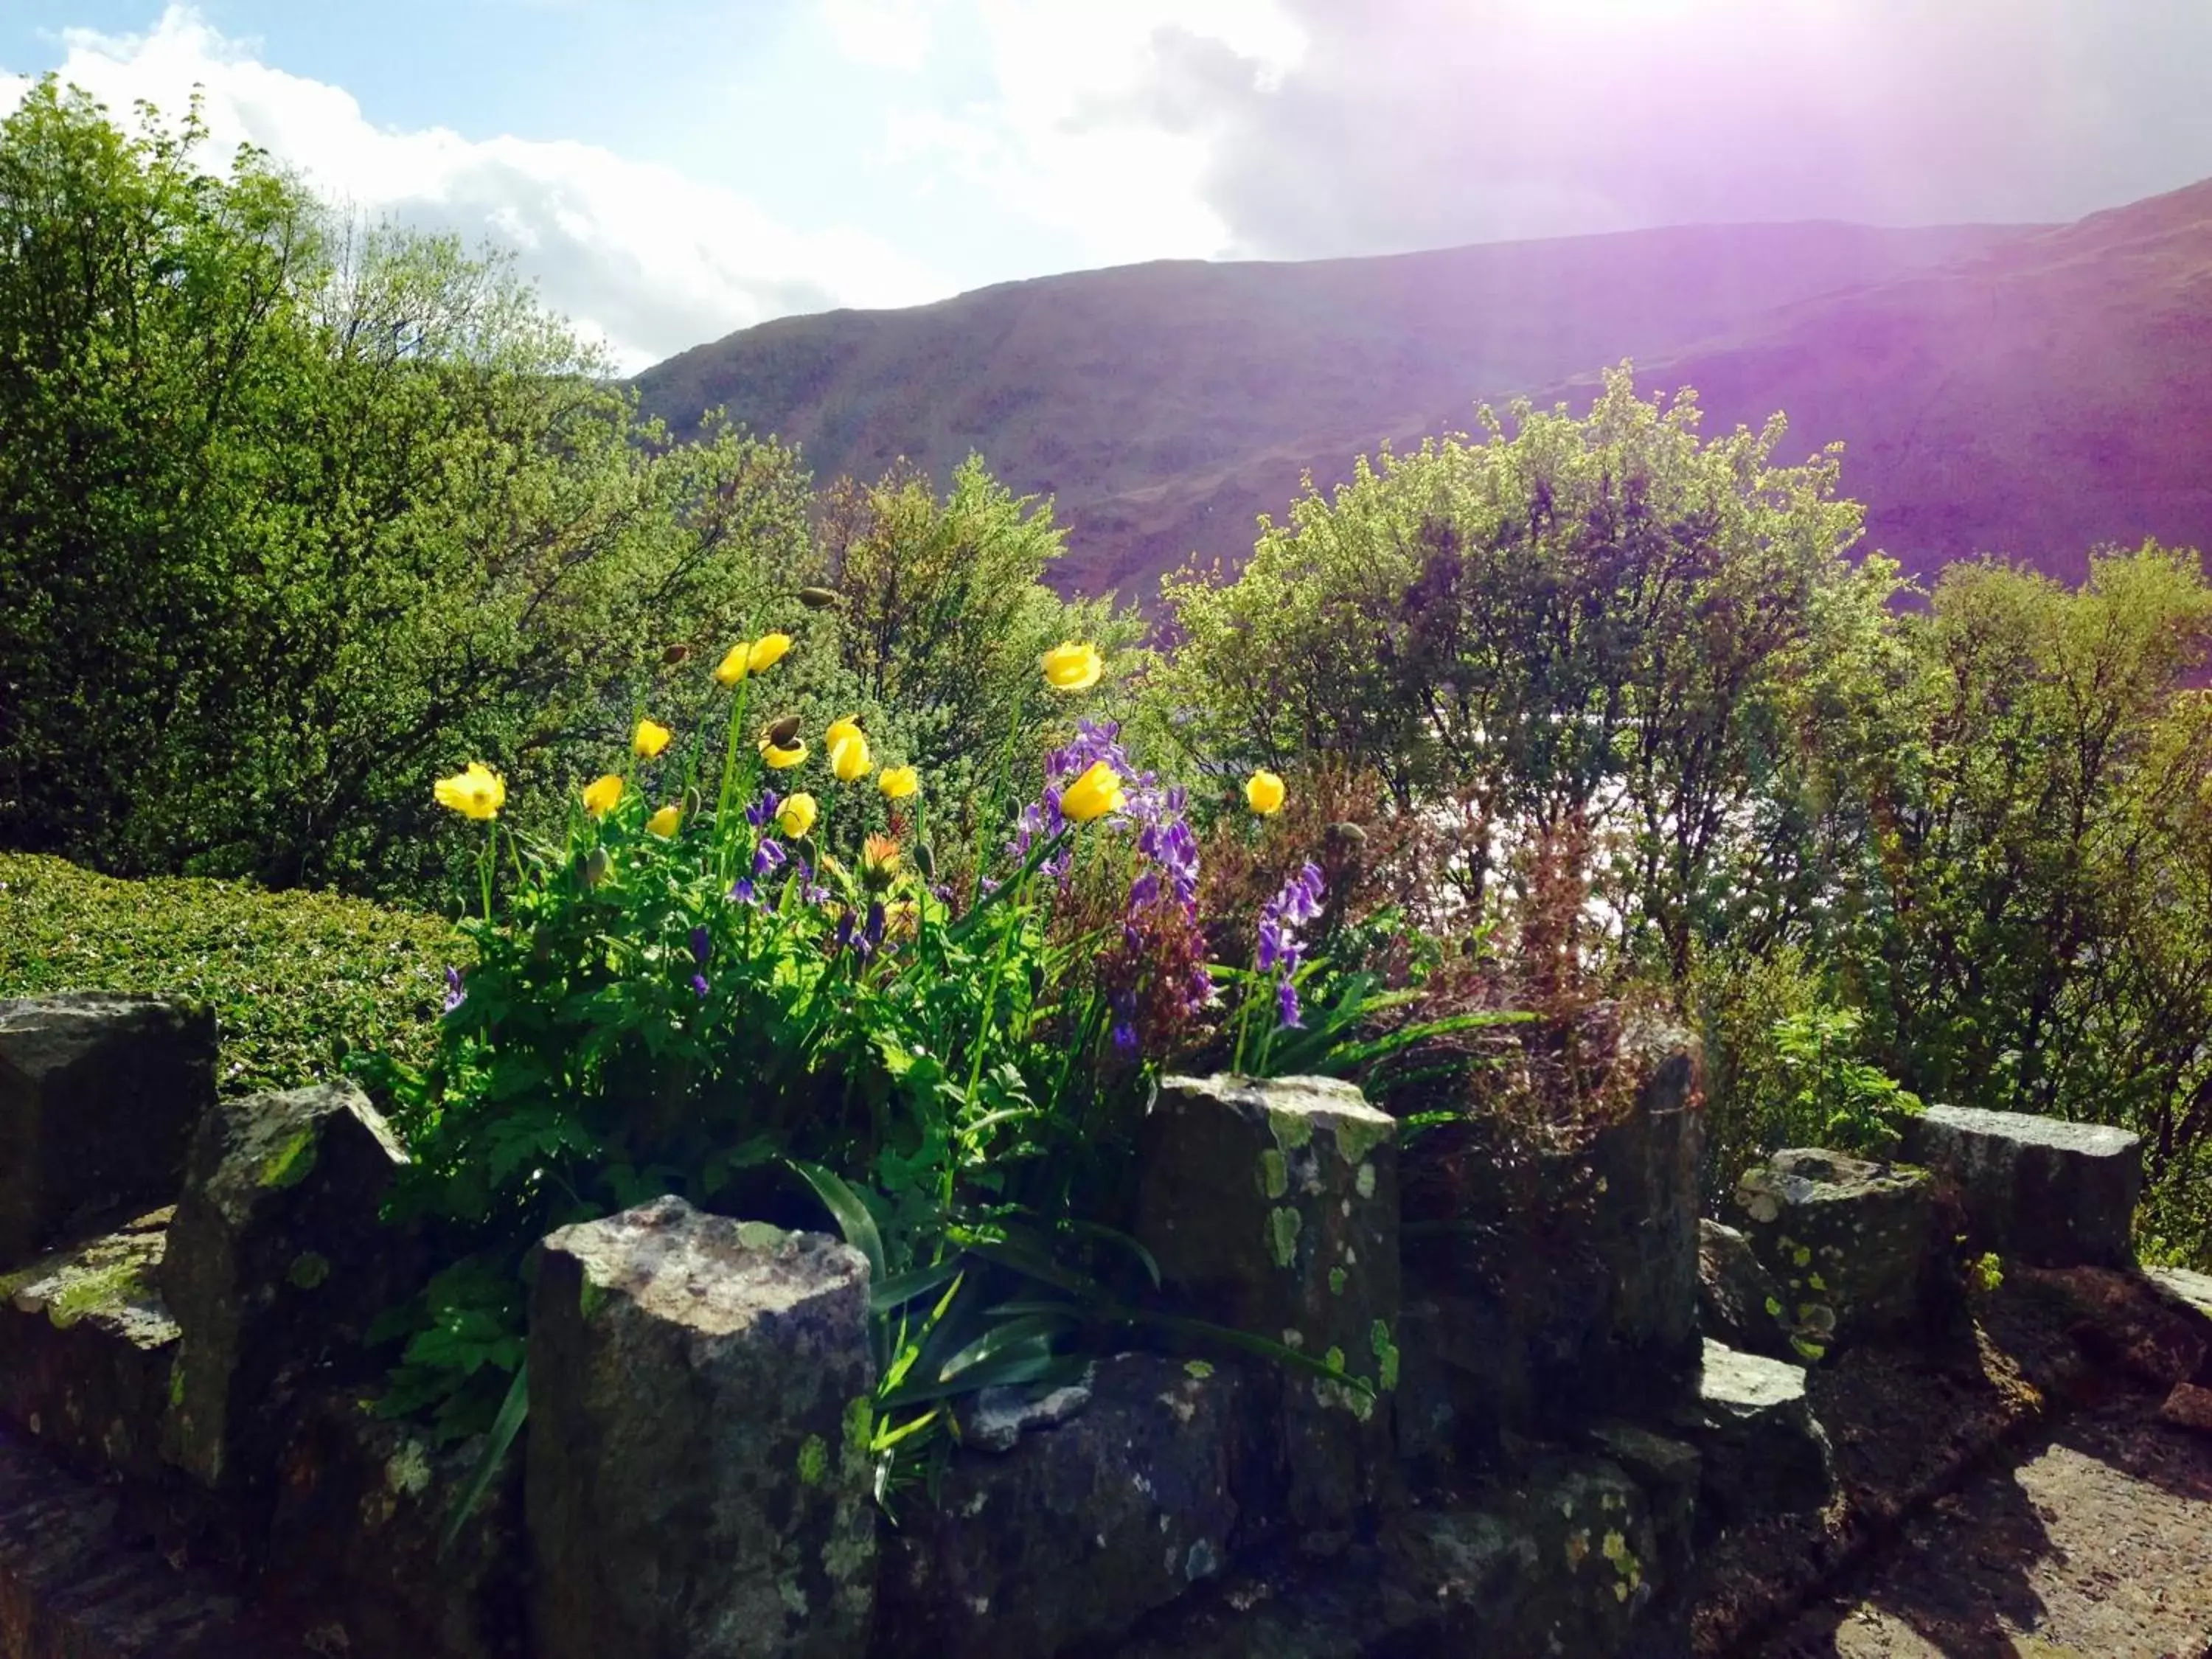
(1, 990), (2199, 1658)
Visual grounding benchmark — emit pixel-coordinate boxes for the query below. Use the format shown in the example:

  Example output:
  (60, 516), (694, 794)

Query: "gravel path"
(1759, 1397), (2212, 1659)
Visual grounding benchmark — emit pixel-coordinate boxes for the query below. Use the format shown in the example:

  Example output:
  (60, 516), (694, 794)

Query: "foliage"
(1767, 1006), (1922, 1158)
(0, 850), (455, 1096)
(355, 635), (1400, 1475)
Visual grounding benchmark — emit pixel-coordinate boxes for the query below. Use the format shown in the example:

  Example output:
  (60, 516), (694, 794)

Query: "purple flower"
(1277, 977), (1304, 1029)
(745, 790), (782, 829)
(864, 901), (886, 948)
(691, 973), (711, 999)
(1112, 1021), (1139, 1057)
(729, 877), (759, 906)
(689, 925), (712, 967)
(753, 838), (787, 877)
(442, 966), (467, 1015)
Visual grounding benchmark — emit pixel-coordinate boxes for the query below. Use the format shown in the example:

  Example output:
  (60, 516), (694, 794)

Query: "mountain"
(633, 184), (2212, 599)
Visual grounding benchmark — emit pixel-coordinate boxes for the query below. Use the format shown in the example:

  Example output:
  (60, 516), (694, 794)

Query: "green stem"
(973, 684), (1031, 906)
(714, 677), (753, 880)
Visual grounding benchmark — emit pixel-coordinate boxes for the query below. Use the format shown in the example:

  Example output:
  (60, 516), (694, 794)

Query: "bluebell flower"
(442, 965), (467, 1015)
(689, 925), (712, 967)
(1277, 977), (1304, 1029)
(745, 790), (782, 829)
(754, 838), (787, 877)
(729, 877), (759, 906)
(692, 973), (710, 999)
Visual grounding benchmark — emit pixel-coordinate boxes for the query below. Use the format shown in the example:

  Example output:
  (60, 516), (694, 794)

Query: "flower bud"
(764, 714), (803, 748)
(915, 841), (936, 882)
(662, 644), (692, 664)
(682, 786), (703, 819)
(583, 847), (611, 887)
(798, 585), (841, 610)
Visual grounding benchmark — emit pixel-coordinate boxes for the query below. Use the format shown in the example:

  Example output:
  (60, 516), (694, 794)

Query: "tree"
(1155, 369), (1891, 978)
(0, 80), (814, 897)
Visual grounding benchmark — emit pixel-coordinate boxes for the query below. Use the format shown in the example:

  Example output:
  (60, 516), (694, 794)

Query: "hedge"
(0, 852), (458, 1099)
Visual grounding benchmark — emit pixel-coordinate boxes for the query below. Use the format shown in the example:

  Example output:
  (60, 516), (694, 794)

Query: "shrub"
(0, 851), (455, 1095)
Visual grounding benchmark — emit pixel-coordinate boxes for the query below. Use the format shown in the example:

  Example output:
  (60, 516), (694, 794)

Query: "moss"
(1369, 1318), (1399, 1391)
(1182, 1359), (1214, 1380)
(1332, 1110), (1393, 1167)
(1258, 1148), (1288, 1200)
(1354, 1161), (1377, 1200)
(1267, 1205), (1302, 1267)
(796, 1433), (830, 1486)
(261, 1127), (319, 1189)
(1328, 1266), (1347, 1297)
(287, 1251), (332, 1290)
(41, 1258), (150, 1329)
(0, 852), (456, 1113)
(1265, 1105), (1314, 1153)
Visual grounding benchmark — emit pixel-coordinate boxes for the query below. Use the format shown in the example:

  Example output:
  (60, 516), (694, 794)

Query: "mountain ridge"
(633, 186), (2212, 599)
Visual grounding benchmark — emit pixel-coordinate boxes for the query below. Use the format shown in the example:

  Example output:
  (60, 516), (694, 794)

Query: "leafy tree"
(1155, 369), (1892, 978)
(0, 80), (814, 898)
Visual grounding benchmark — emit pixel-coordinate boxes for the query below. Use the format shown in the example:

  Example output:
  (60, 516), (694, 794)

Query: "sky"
(5, 1), (2212, 373)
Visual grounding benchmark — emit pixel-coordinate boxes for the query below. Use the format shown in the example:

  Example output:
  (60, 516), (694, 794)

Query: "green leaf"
(438, 1361), (528, 1559)
(787, 1159), (886, 1282)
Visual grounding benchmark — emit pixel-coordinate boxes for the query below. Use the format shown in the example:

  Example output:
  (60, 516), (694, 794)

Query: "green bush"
(0, 851), (455, 1096)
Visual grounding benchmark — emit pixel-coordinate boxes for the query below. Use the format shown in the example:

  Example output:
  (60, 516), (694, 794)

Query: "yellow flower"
(633, 718), (673, 758)
(759, 736), (808, 770)
(861, 833), (901, 880)
(646, 804), (682, 838)
(1042, 641), (1103, 693)
(1060, 760), (1126, 824)
(825, 714), (863, 748)
(713, 642), (751, 686)
(877, 765), (919, 801)
(581, 773), (624, 817)
(777, 793), (818, 839)
(830, 728), (872, 784)
(1245, 769), (1287, 815)
(747, 633), (793, 674)
(433, 762), (506, 821)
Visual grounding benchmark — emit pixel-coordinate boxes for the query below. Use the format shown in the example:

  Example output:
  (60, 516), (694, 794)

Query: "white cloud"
(818, 0), (944, 74)
(0, 5), (950, 370)
(871, 0), (1310, 268)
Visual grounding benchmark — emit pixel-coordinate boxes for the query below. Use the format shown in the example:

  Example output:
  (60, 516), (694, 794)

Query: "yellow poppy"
(633, 718), (673, 758)
(1041, 641), (1103, 693)
(760, 736), (808, 770)
(878, 765), (919, 801)
(747, 633), (793, 674)
(1060, 760), (1126, 824)
(646, 804), (682, 838)
(777, 793), (818, 839)
(713, 643), (751, 686)
(830, 729), (872, 784)
(433, 762), (506, 821)
(825, 714), (863, 748)
(1245, 770), (1287, 815)
(581, 773), (624, 816)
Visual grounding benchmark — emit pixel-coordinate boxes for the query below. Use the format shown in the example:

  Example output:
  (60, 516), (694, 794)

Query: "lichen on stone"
(1259, 1148), (1289, 1200)
(1331, 1110), (1393, 1167)
(1354, 1161), (1377, 1200)
(1369, 1319), (1400, 1391)
(287, 1251), (332, 1290)
(260, 1126), (319, 1189)
(1328, 1266), (1348, 1296)
(1266, 1204), (1302, 1267)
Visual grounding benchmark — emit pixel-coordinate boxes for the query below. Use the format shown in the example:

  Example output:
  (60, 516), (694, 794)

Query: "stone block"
(0, 1421), (306, 1658)
(159, 1082), (413, 1497)
(0, 993), (215, 1263)
(526, 1195), (875, 1659)
(1378, 1455), (1661, 1649)
(1135, 1074), (1399, 1533)
(1733, 1149), (1935, 1353)
(0, 1209), (176, 1482)
(1672, 1338), (1834, 1526)
(1697, 1218), (1795, 1360)
(1903, 1104), (2141, 1267)
(2162, 1382), (2212, 1433)
(877, 1354), (1259, 1659)
(2011, 1264), (2208, 1389)
(1394, 1025), (1705, 1470)
(1587, 1419), (1701, 1584)
(265, 1390), (526, 1659)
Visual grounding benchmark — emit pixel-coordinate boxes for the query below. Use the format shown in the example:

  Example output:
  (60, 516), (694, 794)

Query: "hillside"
(632, 188), (2212, 598)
